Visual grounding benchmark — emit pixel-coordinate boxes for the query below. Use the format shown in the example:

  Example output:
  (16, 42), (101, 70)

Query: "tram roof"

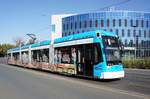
(8, 40), (51, 52)
(54, 30), (117, 44)
(31, 40), (51, 48)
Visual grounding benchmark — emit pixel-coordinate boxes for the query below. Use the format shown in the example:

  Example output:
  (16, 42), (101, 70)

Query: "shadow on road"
(5, 63), (121, 83)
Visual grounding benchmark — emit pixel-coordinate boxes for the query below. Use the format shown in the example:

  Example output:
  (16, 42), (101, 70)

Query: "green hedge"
(122, 58), (150, 69)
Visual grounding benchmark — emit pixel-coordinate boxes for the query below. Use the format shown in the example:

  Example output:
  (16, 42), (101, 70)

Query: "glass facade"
(62, 11), (150, 58)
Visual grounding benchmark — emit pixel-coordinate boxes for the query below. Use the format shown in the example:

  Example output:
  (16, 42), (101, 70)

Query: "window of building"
(146, 20), (149, 28)
(67, 24), (69, 30)
(130, 40), (133, 47)
(90, 20), (92, 27)
(128, 29), (130, 37)
(136, 20), (138, 27)
(149, 30), (150, 38)
(110, 29), (113, 32)
(125, 39), (127, 47)
(75, 22), (77, 29)
(64, 33), (66, 36)
(124, 19), (127, 27)
(141, 20), (144, 27)
(71, 23), (73, 29)
(79, 21), (82, 28)
(69, 32), (71, 35)
(133, 30), (136, 37)
(139, 30), (141, 37)
(130, 20), (133, 27)
(113, 19), (115, 27)
(84, 20), (87, 28)
(144, 30), (146, 38)
(95, 20), (98, 27)
(107, 19), (109, 27)
(119, 19), (121, 27)
(63, 24), (65, 31)
(116, 29), (118, 35)
(122, 29), (124, 37)
(141, 40), (144, 48)
(101, 19), (104, 27)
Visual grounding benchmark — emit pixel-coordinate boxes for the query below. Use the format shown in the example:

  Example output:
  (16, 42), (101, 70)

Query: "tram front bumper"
(100, 71), (125, 79)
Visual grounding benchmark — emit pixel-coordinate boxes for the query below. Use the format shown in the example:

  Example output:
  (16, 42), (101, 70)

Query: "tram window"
(42, 49), (49, 63)
(32, 50), (38, 61)
(55, 47), (71, 64)
(13, 53), (19, 60)
(54, 43), (103, 65)
(93, 43), (103, 64)
(71, 48), (76, 64)
(94, 45), (99, 63)
(22, 51), (29, 63)
(76, 43), (102, 65)
(7, 53), (11, 59)
(37, 50), (42, 62)
(32, 50), (43, 62)
(62, 48), (71, 63)
(55, 47), (77, 64)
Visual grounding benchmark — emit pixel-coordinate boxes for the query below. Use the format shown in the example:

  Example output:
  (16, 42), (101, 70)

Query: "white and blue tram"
(7, 30), (124, 79)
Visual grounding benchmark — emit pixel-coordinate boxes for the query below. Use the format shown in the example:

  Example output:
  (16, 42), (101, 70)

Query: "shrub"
(122, 58), (150, 69)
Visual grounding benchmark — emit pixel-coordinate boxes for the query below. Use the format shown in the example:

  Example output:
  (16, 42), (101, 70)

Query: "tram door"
(77, 45), (84, 75)
(84, 44), (93, 76)
(77, 44), (93, 77)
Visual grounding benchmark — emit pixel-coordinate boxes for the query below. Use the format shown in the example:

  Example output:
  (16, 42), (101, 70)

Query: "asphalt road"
(0, 64), (150, 99)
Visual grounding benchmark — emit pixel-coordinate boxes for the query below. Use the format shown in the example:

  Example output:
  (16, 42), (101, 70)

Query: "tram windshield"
(102, 36), (121, 64)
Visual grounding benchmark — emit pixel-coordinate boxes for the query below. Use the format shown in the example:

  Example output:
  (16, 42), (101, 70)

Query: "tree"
(13, 37), (25, 47)
(0, 44), (15, 57)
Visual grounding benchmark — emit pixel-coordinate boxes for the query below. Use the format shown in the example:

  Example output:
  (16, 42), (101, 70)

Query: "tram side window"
(93, 43), (103, 64)
(32, 50), (38, 61)
(7, 53), (11, 59)
(54, 47), (72, 64)
(42, 49), (49, 63)
(38, 50), (43, 62)
(71, 48), (76, 64)
(32, 49), (49, 63)
(83, 43), (102, 65)
(32, 50), (42, 62)
(13, 53), (19, 60)
(22, 52), (29, 63)
(61, 47), (71, 64)
(54, 44), (102, 65)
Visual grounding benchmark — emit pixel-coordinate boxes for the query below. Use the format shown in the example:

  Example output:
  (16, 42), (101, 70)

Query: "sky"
(0, 0), (150, 44)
